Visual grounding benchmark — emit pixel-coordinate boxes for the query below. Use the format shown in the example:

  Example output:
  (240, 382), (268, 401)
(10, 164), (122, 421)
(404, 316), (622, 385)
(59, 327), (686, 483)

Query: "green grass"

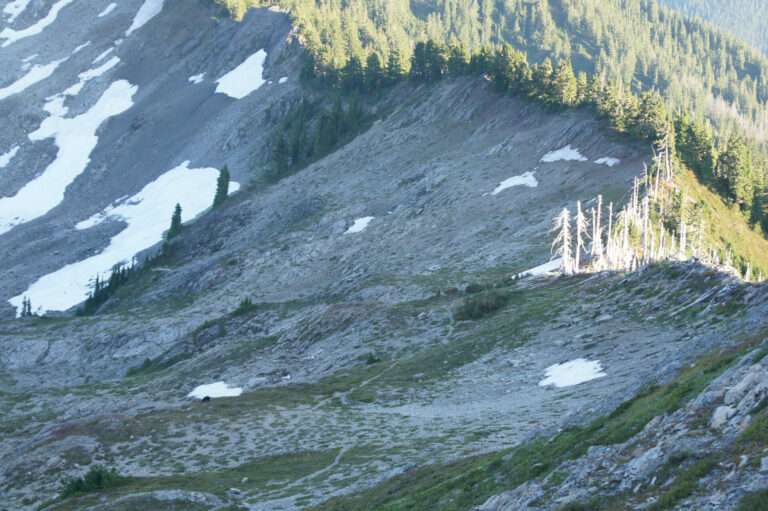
(738, 489), (768, 511)
(648, 457), (717, 510)
(47, 449), (339, 510)
(309, 334), (761, 511)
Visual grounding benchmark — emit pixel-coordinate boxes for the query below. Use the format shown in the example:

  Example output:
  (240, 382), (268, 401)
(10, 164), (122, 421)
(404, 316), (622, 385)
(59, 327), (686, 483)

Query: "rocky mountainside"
(0, 1), (767, 510)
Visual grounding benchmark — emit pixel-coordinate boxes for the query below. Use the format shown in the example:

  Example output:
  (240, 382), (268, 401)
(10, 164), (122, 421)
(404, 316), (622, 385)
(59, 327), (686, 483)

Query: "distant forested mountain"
(659, 0), (768, 56)
(221, 0), (768, 143)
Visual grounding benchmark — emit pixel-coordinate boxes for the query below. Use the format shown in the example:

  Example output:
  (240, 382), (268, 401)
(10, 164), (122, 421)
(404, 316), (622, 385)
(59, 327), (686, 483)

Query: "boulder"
(711, 406), (737, 428)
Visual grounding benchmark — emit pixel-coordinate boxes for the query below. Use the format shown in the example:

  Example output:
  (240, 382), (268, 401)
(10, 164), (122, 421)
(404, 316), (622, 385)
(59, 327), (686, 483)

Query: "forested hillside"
(221, 0), (768, 143)
(219, 0), (768, 274)
(659, 0), (768, 56)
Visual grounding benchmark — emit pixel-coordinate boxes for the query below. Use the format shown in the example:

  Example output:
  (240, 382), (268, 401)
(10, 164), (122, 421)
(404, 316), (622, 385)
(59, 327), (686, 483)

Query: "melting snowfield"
(215, 49), (267, 99)
(594, 157), (620, 167)
(126, 0), (164, 36)
(539, 359), (607, 387)
(98, 3), (117, 17)
(0, 58), (66, 100)
(188, 73), (205, 84)
(9, 162), (240, 314)
(492, 171), (538, 195)
(540, 145), (588, 163)
(516, 258), (562, 278)
(188, 382), (243, 399)
(3, 0), (33, 23)
(0, 80), (137, 236)
(0, 146), (19, 168)
(0, 0), (76, 47)
(346, 216), (374, 234)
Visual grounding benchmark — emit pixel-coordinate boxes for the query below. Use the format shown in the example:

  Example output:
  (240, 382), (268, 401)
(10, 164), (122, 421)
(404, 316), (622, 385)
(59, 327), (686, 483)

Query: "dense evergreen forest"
(219, 0), (768, 244)
(221, 0), (768, 143)
(659, 0), (768, 56)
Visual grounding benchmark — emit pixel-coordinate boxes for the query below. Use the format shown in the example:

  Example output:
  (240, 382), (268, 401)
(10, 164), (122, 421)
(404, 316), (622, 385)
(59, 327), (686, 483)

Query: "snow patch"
(594, 157), (620, 167)
(188, 73), (205, 84)
(3, 0), (32, 23)
(540, 145), (588, 163)
(0, 0), (76, 47)
(516, 258), (562, 278)
(79, 56), (120, 81)
(188, 382), (243, 399)
(0, 146), (20, 168)
(92, 47), (114, 64)
(9, 161), (239, 314)
(539, 359), (607, 388)
(0, 58), (66, 101)
(491, 171), (538, 195)
(126, 0), (164, 36)
(0, 80), (137, 236)
(346, 216), (374, 234)
(215, 49), (267, 99)
(73, 41), (91, 54)
(278, 76), (288, 84)
(43, 95), (68, 116)
(22, 53), (38, 62)
(98, 2), (116, 17)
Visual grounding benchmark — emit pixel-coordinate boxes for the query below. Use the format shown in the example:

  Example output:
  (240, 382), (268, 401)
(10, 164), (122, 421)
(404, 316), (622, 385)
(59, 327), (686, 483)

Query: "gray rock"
(711, 406), (737, 428)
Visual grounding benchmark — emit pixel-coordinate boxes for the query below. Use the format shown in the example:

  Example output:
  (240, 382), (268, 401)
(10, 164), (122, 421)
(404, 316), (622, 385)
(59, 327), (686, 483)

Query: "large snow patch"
(0, 58), (66, 100)
(516, 258), (562, 278)
(0, 80), (137, 236)
(9, 161), (239, 314)
(0, 146), (19, 168)
(492, 171), (538, 195)
(126, 0), (164, 36)
(188, 382), (243, 399)
(539, 359), (607, 387)
(3, 0), (33, 23)
(346, 216), (374, 234)
(0, 0), (76, 47)
(98, 3), (116, 17)
(215, 49), (267, 99)
(540, 145), (588, 163)
(594, 157), (620, 167)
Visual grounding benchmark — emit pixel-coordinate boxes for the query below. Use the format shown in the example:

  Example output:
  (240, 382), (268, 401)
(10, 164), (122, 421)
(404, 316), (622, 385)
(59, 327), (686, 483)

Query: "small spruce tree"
(213, 165), (230, 207)
(167, 203), (182, 239)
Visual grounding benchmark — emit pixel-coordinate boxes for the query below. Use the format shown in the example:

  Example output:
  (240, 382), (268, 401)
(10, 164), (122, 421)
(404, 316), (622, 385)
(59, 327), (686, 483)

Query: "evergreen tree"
(386, 50), (408, 85)
(365, 53), (384, 92)
(167, 203), (182, 239)
(213, 165), (230, 207)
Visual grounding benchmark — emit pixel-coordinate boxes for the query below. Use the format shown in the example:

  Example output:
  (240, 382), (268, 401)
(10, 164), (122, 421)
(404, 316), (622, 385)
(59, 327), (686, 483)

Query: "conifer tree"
(213, 165), (230, 207)
(167, 203), (182, 239)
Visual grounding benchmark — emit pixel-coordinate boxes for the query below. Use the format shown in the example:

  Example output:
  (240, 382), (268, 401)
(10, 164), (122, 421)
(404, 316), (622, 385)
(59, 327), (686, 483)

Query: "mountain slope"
(1, 1), (767, 510)
(659, 0), (768, 56)
(224, 0), (768, 141)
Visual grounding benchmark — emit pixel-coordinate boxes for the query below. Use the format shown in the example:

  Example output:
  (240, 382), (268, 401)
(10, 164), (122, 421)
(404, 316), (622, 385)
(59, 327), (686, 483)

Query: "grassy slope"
(677, 165), (768, 278)
(311, 326), (768, 511)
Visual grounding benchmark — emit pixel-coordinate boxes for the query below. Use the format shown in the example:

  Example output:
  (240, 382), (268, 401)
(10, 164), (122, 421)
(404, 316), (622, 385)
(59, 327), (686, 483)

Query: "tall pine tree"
(167, 203), (182, 239)
(213, 165), (230, 207)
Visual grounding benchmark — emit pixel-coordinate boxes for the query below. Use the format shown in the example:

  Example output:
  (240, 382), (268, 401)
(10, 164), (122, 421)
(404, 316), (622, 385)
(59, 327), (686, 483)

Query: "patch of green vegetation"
(737, 488), (768, 511)
(309, 336), (756, 511)
(49, 450), (338, 510)
(648, 457), (717, 510)
(738, 407), (768, 446)
(453, 289), (511, 321)
(59, 465), (126, 499)
(233, 297), (256, 315)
